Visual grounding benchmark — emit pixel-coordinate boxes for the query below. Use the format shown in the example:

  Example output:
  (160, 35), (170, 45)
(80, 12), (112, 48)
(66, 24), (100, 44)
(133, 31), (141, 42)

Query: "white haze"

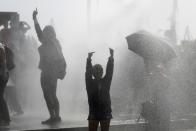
(0, 0), (196, 120)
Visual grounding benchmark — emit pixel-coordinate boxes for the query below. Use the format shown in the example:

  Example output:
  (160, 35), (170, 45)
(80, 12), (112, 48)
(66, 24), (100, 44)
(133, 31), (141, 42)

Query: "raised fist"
(88, 52), (95, 59)
(109, 48), (114, 57)
(33, 8), (38, 20)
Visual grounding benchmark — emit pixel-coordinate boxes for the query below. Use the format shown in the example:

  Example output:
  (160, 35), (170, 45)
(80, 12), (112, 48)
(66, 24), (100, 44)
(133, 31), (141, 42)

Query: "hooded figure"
(33, 9), (66, 124)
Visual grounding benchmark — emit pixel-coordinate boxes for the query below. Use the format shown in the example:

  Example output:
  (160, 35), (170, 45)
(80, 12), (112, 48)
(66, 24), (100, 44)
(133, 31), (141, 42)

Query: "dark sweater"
(85, 57), (114, 120)
(34, 22), (62, 73)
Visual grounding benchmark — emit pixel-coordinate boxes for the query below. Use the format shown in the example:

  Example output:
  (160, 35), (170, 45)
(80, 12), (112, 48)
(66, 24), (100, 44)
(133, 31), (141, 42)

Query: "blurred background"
(0, 0), (196, 121)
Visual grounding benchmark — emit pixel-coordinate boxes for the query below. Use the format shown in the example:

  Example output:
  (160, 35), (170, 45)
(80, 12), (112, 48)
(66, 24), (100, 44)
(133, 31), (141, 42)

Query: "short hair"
(93, 64), (103, 74)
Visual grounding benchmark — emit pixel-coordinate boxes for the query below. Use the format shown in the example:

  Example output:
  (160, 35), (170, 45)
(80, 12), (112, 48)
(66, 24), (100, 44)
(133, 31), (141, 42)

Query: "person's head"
(43, 25), (56, 40)
(93, 64), (103, 80)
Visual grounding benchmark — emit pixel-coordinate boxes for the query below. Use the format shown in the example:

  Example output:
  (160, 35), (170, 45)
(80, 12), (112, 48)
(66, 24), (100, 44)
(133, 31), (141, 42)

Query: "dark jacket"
(4, 46), (15, 71)
(85, 57), (114, 120)
(0, 44), (9, 81)
(34, 22), (64, 74)
(0, 44), (7, 77)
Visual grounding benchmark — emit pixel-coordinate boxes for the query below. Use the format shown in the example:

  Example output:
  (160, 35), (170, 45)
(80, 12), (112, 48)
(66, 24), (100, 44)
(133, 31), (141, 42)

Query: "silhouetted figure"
(5, 77), (24, 116)
(144, 60), (170, 131)
(0, 43), (10, 126)
(0, 20), (24, 116)
(85, 48), (114, 131)
(33, 9), (66, 124)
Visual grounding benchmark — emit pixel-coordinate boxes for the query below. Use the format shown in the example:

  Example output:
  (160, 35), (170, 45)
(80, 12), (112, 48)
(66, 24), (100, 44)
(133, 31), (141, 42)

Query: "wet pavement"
(1, 113), (196, 131)
(178, 129), (196, 131)
(0, 113), (139, 131)
(0, 115), (87, 131)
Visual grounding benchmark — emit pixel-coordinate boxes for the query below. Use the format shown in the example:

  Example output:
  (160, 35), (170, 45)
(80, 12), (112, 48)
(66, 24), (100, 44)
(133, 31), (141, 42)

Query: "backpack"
(54, 40), (66, 80)
(56, 56), (66, 80)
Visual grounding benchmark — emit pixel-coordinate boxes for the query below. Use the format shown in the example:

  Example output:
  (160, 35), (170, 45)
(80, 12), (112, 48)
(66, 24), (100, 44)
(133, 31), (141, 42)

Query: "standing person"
(4, 45), (23, 116)
(85, 48), (114, 131)
(33, 9), (66, 124)
(0, 43), (10, 126)
(144, 60), (170, 131)
(0, 20), (24, 116)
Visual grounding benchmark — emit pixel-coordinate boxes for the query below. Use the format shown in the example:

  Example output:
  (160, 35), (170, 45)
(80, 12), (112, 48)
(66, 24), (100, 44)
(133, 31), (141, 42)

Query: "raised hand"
(33, 8), (38, 20)
(109, 48), (114, 57)
(88, 52), (95, 59)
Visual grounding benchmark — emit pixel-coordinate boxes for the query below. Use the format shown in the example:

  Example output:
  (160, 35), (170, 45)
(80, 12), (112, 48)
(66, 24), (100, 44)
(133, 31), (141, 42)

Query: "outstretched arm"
(33, 9), (43, 42)
(85, 52), (94, 87)
(105, 48), (114, 82)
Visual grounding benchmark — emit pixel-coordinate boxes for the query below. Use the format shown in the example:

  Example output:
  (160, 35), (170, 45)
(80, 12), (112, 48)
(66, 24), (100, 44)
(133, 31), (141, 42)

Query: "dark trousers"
(88, 120), (110, 131)
(0, 77), (10, 122)
(41, 72), (59, 118)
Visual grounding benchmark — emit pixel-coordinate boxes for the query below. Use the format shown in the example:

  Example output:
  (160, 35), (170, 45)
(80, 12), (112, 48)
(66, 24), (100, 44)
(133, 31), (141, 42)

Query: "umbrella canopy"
(126, 31), (176, 63)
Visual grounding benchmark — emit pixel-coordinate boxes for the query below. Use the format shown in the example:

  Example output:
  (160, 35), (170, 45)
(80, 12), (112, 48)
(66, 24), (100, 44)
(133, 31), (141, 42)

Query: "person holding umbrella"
(126, 31), (175, 131)
(143, 60), (170, 131)
(85, 48), (114, 131)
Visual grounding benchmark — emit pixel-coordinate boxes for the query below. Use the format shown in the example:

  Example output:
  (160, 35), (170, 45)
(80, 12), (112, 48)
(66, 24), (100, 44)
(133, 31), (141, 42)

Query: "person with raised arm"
(33, 9), (66, 125)
(85, 48), (114, 131)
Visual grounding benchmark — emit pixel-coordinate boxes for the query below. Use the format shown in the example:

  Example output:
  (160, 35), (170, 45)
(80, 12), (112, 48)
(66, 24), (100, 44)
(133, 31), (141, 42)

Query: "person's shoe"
(41, 118), (55, 125)
(54, 116), (61, 123)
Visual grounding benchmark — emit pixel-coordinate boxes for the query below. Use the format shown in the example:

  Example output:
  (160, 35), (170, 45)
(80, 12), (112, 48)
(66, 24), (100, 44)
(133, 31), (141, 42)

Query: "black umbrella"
(126, 31), (176, 63)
